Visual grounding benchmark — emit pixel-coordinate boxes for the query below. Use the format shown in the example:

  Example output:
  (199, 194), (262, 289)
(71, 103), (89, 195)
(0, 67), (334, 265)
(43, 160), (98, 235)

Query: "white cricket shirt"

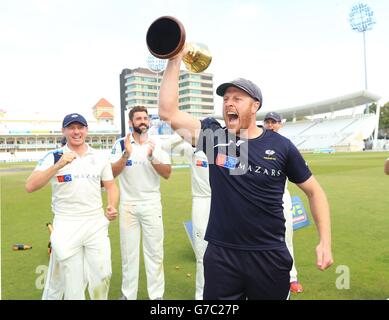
(282, 181), (293, 218)
(35, 144), (113, 217)
(162, 135), (211, 198)
(110, 135), (171, 202)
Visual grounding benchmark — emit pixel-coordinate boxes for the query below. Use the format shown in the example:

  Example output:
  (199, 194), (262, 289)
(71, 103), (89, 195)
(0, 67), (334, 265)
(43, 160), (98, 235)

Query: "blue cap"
(216, 78), (263, 106)
(264, 112), (282, 122)
(62, 113), (88, 128)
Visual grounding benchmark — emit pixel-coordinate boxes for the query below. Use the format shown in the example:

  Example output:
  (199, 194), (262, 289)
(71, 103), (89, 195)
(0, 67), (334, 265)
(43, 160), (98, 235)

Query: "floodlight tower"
(145, 55), (168, 135)
(146, 54), (167, 117)
(349, 3), (380, 149)
(349, 2), (375, 113)
(146, 54), (167, 85)
(146, 54), (167, 71)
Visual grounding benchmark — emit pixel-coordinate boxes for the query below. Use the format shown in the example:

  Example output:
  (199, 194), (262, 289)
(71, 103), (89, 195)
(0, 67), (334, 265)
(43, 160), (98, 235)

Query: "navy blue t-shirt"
(198, 118), (312, 251)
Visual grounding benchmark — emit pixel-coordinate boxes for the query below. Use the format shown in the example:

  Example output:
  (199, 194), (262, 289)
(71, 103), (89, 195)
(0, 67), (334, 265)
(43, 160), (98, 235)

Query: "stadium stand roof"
(256, 90), (381, 120)
(211, 90), (381, 120)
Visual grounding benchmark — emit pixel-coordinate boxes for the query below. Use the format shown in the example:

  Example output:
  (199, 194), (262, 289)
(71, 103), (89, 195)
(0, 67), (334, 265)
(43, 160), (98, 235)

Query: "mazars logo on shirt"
(125, 159), (149, 167)
(56, 173), (100, 183)
(216, 153), (238, 169)
(73, 173), (100, 180)
(57, 174), (72, 183)
(237, 163), (282, 177)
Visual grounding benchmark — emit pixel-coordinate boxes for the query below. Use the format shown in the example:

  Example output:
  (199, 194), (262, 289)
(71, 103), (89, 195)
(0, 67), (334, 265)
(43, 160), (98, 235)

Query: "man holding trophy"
(148, 16), (333, 300)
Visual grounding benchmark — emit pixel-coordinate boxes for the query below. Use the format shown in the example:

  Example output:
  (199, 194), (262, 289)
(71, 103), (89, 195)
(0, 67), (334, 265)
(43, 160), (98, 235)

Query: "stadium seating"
(0, 111), (379, 162)
(273, 114), (377, 152)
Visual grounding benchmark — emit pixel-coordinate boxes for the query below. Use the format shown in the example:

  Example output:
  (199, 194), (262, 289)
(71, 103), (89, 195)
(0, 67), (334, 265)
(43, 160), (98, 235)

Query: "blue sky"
(1, 0), (388, 121)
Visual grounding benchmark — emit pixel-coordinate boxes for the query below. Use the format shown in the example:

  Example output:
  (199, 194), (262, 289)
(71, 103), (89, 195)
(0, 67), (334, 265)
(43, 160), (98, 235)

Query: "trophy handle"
(183, 42), (212, 73)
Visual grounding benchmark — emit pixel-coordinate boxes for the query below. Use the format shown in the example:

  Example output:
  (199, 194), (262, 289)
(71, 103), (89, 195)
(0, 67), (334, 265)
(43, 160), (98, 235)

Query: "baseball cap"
(264, 112), (282, 122)
(216, 78), (263, 105)
(62, 113), (88, 128)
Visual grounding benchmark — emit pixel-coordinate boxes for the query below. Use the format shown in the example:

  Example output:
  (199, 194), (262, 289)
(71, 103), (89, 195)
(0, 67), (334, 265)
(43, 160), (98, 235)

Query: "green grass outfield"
(1, 151), (389, 300)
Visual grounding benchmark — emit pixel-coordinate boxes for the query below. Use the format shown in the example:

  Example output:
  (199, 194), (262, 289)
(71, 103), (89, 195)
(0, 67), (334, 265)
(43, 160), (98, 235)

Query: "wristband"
(147, 154), (155, 162)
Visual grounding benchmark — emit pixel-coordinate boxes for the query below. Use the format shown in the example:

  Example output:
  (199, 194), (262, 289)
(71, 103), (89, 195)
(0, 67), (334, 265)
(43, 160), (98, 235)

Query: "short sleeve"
(200, 117), (222, 131)
(181, 141), (195, 161)
(101, 160), (114, 181)
(284, 141), (312, 184)
(110, 139), (123, 163)
(196, 117), (222, 153)
(35, 152), (55, 172)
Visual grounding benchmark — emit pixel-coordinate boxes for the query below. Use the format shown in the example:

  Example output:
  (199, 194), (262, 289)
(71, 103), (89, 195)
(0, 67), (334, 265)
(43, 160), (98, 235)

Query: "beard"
(133, 123), (149, 134)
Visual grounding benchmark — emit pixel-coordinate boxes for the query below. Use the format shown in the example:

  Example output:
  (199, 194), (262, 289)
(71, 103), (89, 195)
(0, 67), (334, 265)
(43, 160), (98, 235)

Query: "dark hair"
(129, 106), (148, 121)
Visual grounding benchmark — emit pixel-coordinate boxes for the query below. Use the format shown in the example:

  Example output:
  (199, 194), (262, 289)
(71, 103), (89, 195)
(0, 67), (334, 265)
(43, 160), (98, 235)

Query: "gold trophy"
(146, 16), (211, 73)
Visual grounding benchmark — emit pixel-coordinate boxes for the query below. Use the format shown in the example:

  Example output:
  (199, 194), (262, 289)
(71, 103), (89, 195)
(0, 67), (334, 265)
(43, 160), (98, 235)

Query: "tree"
(368, 102), (389, 132)
(379, 102), (389, 135)
(367, 102), (377, 113)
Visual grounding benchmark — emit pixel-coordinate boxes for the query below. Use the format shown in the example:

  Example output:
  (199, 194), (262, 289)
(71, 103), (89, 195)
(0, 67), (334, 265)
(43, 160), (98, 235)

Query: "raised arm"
(146, 140), (171, 180)
(25, 153), (76, 193)
(158, 48), (201, 146)
(111, 134), (132, 178)
(297, 175), (333, 271)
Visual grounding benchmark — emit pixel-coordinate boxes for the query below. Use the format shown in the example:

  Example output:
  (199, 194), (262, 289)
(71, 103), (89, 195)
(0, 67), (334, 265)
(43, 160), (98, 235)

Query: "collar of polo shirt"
(63, 143), (93, 156)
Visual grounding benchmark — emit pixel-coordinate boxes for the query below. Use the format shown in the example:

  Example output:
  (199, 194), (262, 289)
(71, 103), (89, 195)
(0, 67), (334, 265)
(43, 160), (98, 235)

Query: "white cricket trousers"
(42, 251), (63, 300)
(192, 196), (211, 300)
(283, 202), (298, 282)
(119, 200), (164, 300)
(50, 214), (112, 300)
(42, 252), (91, 300)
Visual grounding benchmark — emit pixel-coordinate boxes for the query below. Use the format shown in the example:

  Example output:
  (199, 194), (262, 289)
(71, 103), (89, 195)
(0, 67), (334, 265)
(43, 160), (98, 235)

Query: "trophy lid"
(146, 16), (186, 59)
